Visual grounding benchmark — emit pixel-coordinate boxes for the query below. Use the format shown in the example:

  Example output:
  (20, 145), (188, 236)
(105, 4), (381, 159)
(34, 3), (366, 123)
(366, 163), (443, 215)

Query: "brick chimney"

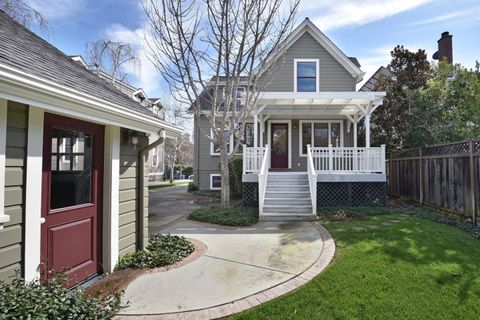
(432, 31), (453, 64)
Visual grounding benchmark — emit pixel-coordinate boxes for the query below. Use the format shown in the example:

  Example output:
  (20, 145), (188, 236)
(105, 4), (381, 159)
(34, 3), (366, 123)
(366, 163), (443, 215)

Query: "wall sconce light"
(124, 130), (141, 149)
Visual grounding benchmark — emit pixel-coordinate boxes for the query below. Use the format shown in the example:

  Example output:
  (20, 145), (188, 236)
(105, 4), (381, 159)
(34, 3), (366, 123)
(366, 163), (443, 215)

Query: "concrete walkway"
(117, 219), (335, 319)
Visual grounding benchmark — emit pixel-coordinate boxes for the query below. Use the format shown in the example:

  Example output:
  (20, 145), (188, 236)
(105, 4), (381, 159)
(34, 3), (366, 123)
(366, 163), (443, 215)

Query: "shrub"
(0, 275), (122, 319)
(115, 234), (195, 270)
(229, 156), (243, 199)
(188, 206), (258, 226)
(187, 182), (198, 192)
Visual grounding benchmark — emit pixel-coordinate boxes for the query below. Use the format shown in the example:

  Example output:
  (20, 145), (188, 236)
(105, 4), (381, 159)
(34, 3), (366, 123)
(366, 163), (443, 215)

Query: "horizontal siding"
(196, 116), (222, 190)
(0, 101), (27, 281)
(118, 129), (149, 256)
(261, 32), (356, 92)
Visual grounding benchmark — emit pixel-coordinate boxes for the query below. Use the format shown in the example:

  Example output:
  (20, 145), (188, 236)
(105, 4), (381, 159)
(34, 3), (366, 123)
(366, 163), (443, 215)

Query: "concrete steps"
(260, 173), (316, 221)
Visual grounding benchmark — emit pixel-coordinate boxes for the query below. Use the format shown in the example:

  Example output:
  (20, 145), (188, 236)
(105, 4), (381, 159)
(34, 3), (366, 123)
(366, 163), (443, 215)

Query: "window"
(294, 59), (319, 92)
(236, 87), (245, 107)
(234, 122), (254, 153)
(299, 121), (343, 156)
(210, 174), (221, 190)
(210, 128), (234, 156)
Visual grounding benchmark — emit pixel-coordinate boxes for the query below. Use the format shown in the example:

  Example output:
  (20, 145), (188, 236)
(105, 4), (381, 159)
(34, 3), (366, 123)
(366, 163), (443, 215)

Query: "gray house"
(193, 18), (387, 220)
(0, 11), (182, 285)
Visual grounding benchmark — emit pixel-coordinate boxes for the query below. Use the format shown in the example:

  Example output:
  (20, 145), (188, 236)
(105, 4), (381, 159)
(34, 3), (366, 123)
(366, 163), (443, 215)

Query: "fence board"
(386, 139), (480, 223)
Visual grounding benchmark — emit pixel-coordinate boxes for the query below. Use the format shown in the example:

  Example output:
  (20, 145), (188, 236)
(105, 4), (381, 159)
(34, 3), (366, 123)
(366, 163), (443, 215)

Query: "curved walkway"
(115, 220), (335, 319)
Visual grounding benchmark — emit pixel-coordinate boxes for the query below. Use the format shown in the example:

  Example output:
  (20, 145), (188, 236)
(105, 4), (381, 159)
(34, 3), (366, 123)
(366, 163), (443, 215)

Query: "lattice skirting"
(242, 182), (259, 207)
(317, 182), (386, 207)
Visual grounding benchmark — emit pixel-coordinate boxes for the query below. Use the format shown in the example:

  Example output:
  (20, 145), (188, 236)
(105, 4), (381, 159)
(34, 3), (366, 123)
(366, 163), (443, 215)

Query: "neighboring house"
(0, 11), (182, 286)
(359, 66), (396, 92)
(192, 18), (387, 220)
(70, 56), (167, 183)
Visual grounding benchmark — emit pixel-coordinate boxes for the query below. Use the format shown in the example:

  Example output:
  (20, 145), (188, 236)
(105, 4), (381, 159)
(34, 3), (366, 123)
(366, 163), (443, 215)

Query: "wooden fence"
(386, 139), (480, 223)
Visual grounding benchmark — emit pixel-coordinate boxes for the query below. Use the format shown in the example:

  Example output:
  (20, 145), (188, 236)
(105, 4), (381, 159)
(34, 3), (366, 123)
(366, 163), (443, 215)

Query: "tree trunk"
(170, 158), (175, 183)
(219, 145), (230, 209)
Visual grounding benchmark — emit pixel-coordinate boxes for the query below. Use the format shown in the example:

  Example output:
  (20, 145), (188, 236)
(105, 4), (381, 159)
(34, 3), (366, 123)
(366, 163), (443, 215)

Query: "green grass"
(149, 180), (190, 189)
(188, 206), (258, 226)
(230, 209), (480, 319)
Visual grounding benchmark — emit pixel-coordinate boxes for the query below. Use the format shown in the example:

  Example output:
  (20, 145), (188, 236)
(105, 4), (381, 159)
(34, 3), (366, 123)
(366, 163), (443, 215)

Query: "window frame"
(210, 173), (222, 190)
(294, 59), (320, 93)
(210, 128), (234, 156)
(298, 120), (344, 157)
(234, 122), (255, 154)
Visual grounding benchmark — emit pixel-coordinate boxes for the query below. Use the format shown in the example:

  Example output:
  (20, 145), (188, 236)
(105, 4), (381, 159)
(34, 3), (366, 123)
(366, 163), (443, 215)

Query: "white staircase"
(260, 173), (317, 221)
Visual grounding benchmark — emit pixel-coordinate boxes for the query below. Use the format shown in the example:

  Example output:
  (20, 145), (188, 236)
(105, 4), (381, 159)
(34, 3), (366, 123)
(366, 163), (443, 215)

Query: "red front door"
(271, 123), (289, 169)
(41, 113), (104, 287)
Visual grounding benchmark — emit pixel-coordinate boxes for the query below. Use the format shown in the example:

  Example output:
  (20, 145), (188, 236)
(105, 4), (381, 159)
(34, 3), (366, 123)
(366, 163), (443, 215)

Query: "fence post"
(419, 147), (424, 205)
(469, 140), (477, 225)
(328, 144), (333, 173)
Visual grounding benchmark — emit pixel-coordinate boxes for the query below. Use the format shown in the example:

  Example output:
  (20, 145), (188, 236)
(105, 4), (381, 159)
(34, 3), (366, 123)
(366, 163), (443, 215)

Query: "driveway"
(148, 185), (217, 233)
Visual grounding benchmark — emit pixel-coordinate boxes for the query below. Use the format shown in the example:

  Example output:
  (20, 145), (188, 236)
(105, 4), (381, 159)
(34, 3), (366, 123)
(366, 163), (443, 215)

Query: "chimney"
(432, 31), (453, 64)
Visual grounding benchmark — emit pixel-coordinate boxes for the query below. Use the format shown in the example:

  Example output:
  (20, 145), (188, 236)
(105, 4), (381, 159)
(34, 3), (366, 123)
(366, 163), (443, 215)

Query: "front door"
(271, 123), (289, 169)
(41, 113), (104, 287)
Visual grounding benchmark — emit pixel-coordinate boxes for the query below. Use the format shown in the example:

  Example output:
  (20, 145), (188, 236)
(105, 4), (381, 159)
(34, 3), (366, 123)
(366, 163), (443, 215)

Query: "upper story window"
(294, 59), (319, 92)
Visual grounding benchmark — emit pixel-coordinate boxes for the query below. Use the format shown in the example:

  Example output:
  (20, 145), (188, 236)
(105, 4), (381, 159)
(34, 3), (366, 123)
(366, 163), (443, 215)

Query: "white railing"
(243, 146), (267, 174)
(306, 145), (317, 215)
(258, 145), (270, 216)
(310, 145), (386, 173)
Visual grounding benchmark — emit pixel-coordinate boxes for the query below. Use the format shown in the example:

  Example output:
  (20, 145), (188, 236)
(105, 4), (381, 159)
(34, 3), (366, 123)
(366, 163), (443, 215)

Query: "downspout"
(138, 129), (166, 250)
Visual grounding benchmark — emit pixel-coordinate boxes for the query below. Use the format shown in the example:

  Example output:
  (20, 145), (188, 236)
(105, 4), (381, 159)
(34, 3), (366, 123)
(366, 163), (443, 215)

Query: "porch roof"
(255, 91), (386, 117)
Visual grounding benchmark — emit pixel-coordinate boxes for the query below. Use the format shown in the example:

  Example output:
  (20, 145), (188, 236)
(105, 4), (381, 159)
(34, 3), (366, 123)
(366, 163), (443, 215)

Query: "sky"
(26, 0), (480, 101)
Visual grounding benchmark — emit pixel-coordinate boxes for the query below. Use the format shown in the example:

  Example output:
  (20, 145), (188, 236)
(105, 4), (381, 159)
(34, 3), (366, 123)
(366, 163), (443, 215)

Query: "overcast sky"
(27, 0), (480, 100)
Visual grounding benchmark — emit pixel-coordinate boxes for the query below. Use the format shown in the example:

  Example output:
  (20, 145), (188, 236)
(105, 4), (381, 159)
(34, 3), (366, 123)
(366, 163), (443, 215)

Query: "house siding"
(0, 101), (27, 282)
(195, 116), (221, 190)
(118, 129), (149, 256)
(261, 32), (356, 92)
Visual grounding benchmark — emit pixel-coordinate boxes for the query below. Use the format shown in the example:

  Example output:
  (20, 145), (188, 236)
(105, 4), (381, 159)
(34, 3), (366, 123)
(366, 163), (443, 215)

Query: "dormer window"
(294, 59), (319, 92)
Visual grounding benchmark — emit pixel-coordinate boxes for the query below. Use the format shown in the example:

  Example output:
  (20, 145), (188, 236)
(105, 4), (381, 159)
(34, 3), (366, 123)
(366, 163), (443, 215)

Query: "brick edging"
(115, 222), (336, 320)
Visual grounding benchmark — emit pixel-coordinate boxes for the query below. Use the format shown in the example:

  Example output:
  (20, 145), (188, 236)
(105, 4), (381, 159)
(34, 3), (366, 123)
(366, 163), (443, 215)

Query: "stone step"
(263, 205), (313, 214)
(259, 213), (317, 222)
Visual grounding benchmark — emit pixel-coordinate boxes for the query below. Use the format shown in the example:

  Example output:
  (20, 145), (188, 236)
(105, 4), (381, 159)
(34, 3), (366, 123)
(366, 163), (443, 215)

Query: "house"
(0, 11), (182, 286)
(359, 66), (396, 92)
(193, 18), (386, 220)
(70, 56), (167, 183)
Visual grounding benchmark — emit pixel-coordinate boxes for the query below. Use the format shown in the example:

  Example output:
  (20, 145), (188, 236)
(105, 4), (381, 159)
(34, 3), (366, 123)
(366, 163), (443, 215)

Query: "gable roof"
(0, 11), (162, 121)
(359, 66), (396, 92)
(258, 18), (365, 83)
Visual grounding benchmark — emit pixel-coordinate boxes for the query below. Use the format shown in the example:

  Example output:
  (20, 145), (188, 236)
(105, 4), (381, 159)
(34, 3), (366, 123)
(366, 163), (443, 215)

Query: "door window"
(50, 128), (93, 209)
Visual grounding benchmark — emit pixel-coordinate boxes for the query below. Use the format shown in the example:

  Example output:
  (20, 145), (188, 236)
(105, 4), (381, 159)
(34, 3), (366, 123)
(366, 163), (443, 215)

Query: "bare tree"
(1, 0), (48, 31)
(86, 40), (141, 84)
(143, 0), (299, 208)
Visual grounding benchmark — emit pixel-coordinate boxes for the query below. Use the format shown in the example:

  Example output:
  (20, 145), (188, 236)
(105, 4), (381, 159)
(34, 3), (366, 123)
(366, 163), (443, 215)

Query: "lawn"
(149, 180), (190, 189)
(230, 208), (480, 319)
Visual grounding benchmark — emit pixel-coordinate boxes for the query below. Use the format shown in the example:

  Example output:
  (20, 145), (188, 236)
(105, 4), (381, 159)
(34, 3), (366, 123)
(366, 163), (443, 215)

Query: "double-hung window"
(234, 122), (254, 153)
(210, 128), (234, 156)
(295, 59), (319, 92)
(299, 121), (343, 156)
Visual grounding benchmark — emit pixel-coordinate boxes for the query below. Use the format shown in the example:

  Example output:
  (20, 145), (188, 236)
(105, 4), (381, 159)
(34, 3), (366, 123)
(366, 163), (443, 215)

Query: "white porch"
(241, 91), (387, 219)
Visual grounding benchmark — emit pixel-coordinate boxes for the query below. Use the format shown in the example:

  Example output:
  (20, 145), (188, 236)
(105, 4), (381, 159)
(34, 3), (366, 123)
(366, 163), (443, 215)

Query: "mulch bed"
(83, 239), (206, 299)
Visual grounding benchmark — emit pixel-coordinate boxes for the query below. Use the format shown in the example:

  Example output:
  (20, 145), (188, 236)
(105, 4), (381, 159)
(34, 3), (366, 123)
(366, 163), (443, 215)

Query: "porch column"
(253, 113), (258, 147)
(259, 117), (264, 147)
(0, 99), (8, 229)
(353, 114), (358, 148)
(365, 112), (371, 148)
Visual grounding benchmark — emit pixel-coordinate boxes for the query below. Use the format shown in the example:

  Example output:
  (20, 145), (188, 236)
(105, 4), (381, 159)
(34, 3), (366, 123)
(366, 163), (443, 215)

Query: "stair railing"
(258, 144), (270, 216)
(307, 144), (318, 215)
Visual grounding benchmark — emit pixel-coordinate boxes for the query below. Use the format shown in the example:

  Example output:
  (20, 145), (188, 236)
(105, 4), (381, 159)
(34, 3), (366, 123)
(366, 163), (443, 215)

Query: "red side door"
(271, 123), (289, 169)
(41, 113), (104, 287)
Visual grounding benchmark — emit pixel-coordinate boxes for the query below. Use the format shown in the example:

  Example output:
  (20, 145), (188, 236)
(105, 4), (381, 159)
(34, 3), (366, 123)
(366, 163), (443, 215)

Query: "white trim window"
(294, 59), (319, 92)
(234, 122), (254, 154)
(299, 120), (343, 156)
(210, 174), (222, 190)
(210, 128), (234, 156)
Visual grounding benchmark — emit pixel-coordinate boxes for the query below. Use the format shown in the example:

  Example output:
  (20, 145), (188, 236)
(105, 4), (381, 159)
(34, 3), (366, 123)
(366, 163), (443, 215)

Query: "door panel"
(271, 123), (288, 169)
(41, 113), (104, 287)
